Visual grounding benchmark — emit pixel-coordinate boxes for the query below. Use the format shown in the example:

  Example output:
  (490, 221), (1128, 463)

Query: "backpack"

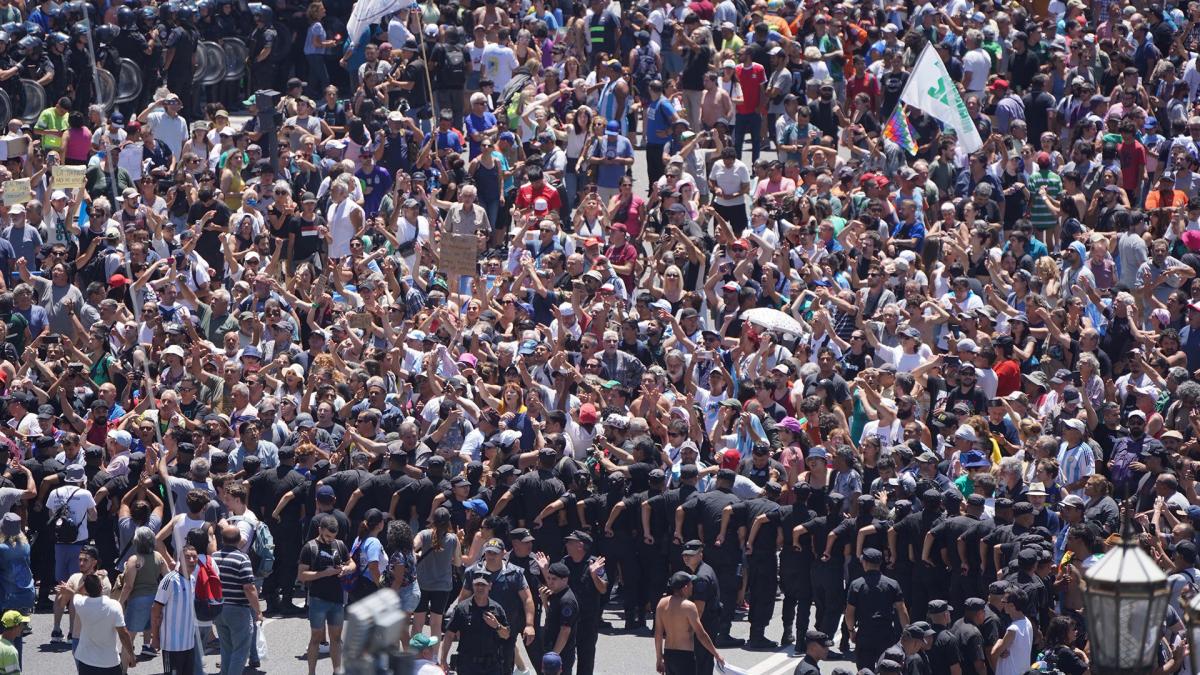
(243, 518), (276, 578)
(193, 556), (224, 622)
(444, 47), (466, 85)
(632, 45), (658, 86)
(52, 488), (83, 544)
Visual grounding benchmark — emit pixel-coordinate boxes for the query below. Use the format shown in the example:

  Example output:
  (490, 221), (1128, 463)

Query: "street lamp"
(1185, 593), (1200, 675)
(1081, 510), (1170, 675)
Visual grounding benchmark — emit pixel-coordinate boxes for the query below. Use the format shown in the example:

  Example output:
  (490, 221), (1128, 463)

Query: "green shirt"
(34, 107), (68, 150)
(1028, 169), (1062, 231)
(0, 637), (19, 674)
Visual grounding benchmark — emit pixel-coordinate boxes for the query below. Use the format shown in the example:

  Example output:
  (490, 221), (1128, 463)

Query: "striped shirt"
(1057, 442), (1096, 496)
(154, 569), (197, 652)
(1028, 169), (1062, 231)
(212, 547), (254, 607)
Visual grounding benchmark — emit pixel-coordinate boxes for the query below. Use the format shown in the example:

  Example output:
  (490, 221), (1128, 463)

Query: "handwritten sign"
(3, 178), (30, 205)
(440, 233), (477, 280)
(53, 164), (86, 189)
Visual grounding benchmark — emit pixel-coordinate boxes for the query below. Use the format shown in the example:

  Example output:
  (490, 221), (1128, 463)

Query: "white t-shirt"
(327, 198), (364, 258)
(962, 48), (992, 93)
(995, 616), (1034, 675)
(708, 160), (751, 207)
(72, 595), (125, 668)
(227, 510), (260, 554)
(147, 111), (188, 158)
(46, 484), (96, 542)
(481, 43), (519, 89)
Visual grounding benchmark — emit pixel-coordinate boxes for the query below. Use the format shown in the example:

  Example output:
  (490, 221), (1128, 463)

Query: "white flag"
(346, 0), (408, 48)
(900, 43), (984, 154)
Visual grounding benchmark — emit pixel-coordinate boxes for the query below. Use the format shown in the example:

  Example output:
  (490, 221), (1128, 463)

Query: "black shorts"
(415, 589), (451, 614)
(163, 648), (196, 675)
(664, 648), (696, 675)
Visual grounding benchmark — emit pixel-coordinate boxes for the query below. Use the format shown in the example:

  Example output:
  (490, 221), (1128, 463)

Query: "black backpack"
(52, 487), (83, 544)
(632, 45), (658, 86)
(443, 46), (466, 87)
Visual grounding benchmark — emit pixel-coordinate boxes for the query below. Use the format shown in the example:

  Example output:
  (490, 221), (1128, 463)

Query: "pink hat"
(1183, 229), (1200, 252)
(457, 353), (478, 368)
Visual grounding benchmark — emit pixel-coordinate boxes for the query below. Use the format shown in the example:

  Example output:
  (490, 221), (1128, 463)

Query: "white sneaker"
(318, 641), (330, 655)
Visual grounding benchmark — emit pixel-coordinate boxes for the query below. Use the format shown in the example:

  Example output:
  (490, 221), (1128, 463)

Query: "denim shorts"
(307, 596), (345, 630)
(397, 582), (421, 614)
(124, 594), (155, 633)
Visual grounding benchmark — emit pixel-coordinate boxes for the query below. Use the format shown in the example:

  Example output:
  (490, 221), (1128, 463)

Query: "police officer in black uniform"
(679, 468), (742, 647)
(680, 539), (721, 675)
(949, 597), (989, 675)
(795, 630), (832, 675)
(792, 491), (848, 643)
(539, 561), (580, 675)
(734, 481), (781, 648)
(559, 530), (606, 675)
(24, 435), (63, 610)
(246, 4), (277, 96)
(925, 599), (963, 675)
(160, 3), (197, 117)
(770, 482), (813, 649)
(926, 490), (984, 614)
(0, 31), (24, 118)
(248, 445), (306, 614)
(43, 30), (68, 103)
(441, 570), (511, 675)
(846, 547), (909, 670)
(508, 528), (543, 664)
(495, 447), (567, 558)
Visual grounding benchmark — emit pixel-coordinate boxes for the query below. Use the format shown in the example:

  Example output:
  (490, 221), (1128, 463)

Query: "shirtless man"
(654, 571), (724, 675)
(700, 70), (735, 130)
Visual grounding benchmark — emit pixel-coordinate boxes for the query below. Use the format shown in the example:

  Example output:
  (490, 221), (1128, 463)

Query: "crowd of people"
(0, 0), (1200, 673)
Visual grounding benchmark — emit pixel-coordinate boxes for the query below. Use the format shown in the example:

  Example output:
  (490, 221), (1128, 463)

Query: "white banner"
(899, 43), (984, 154)
(346, 0), (407, 47)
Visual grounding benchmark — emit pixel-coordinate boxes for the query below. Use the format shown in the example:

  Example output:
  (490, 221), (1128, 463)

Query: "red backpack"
(194, 557), (224, 622)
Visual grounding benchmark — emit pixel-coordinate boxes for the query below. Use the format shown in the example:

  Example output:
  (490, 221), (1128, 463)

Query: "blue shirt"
(590, 134), (634, 188)
(891, 218), (926, 248)
(464, 112), (498, 158)
(356, 166), (392, 217)
(431, 129), (463, 155)
(644, 97), (676, 145)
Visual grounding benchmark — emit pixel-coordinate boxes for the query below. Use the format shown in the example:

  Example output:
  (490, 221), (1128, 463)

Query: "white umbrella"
(740, 307), (806, 336)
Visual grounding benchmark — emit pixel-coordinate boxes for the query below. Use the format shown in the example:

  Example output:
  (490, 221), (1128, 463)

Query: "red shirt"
(735, 62), (767, 115)
(606, 241), (638, 289)
(993, 359), (1021, 397)
(846, 73), (880, 113)
(514, 183), (562, 212)
(1117, 140), (1147, 194)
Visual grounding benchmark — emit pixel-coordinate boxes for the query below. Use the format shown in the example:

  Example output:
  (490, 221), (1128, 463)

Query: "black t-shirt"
(248, 465), (306, 524)
(733, 497), (780, 554)
(298, 537), (350, 602)
(186, 200), (232, 271)
(561, 554), (605, 612)
(949, 618), (985, 671)
(683, 488), (741, 564)
(928, 626), (963, 675)
(445, 597), (509, 658)
(680, 46), (713, 90)
(846, 570), (903, 628)
(509, 469), (566, 527)
(305, 508), (353, 551)
(543, 587), (579, 654)
(691, 561), (721, 626)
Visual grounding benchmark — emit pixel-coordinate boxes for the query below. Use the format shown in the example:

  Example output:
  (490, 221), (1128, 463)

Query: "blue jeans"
(54, 543), (84, 583)
(734, 112), (762, 163)
(214, 604), (255, 675)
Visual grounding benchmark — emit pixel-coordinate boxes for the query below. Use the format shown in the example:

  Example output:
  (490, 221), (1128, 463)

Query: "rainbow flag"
(883, 106), (919, 155)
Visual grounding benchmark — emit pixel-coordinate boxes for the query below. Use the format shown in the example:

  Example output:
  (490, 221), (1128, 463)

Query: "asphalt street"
(22, 598), (859, 674)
